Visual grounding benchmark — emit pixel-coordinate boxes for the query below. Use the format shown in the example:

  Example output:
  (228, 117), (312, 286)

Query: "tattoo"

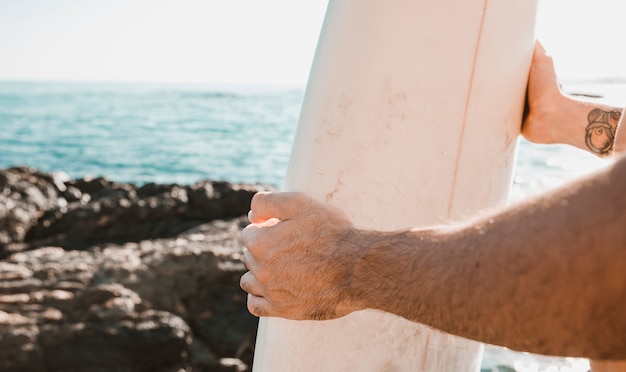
(585, 108), (621, 155)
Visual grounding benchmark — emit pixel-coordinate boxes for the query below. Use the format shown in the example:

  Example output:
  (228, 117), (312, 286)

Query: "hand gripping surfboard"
(253, 0), (537, 370)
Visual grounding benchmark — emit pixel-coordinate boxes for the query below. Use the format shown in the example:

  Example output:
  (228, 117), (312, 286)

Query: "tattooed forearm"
(585, 108), (621, 155)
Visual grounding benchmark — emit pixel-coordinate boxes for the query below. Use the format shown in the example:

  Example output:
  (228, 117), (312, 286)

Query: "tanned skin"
(240, 43), (626, 367)
(523, 43), (624, 156)
(241, 155), (626, 359)
(522, 42), (626, 370)
(521, 43), (626, 372)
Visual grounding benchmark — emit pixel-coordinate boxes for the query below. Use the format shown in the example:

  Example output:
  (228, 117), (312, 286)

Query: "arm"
(356, 153), (626, 360)
(523, 42), (624, 156)
(591, 111), (626, 372)
(241, 154), (626, 359)
(522, 41), (626, 369)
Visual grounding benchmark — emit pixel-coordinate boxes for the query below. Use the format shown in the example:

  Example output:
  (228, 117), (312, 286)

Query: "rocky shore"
(0, 166), (274, 371)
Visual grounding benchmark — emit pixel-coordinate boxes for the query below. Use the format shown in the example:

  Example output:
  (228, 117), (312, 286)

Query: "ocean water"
(0, 81), (302, 187)
(1, 80), (625, 371)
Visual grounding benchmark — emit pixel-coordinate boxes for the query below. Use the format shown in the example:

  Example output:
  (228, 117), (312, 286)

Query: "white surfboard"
(253, 0), (537, 371)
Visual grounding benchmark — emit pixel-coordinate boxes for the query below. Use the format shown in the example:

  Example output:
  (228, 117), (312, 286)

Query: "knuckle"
(239, 272), (251, 293)
(240, 224), (260, 248)
(247, 295), (268, 317)
(240, 223), (255, 238)
(251, 191), (270, 211)
(253, 304), (267, 317)
(250, 192), (262, 207)
(241, 250), (251, 269)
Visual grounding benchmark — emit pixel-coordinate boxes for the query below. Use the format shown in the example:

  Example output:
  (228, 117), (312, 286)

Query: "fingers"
(241, 244), (273, 317)
(531, 40), (553, 68)
(241, 224), (264, 253)
(240, 259), (273, 317)
(241, 248), (257, 270)
(246, 293), (305, 320)
(247, 210), (280, 227)
(530, 40), (558, 85)
(243, 192), (314, 259)
(240, 191), (353, 320)
(240, 271), (278, 318)
(240, 270), (263, 296)
(522, 40), (562, 145)
(246, 294), (275, 318)
(241, 222), (284, 259)
(249, 192), (313, 224)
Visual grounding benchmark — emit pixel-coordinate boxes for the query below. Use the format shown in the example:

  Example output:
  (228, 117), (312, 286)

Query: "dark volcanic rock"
(40, 310), (192, 372)
(0, 167), (68, 250)
(0, 166), (269, 254)
(0, 167), (273, 371)
(0, 219), (257, 372)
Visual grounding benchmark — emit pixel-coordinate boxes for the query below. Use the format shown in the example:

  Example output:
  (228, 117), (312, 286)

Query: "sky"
(0, 0), (625, 85)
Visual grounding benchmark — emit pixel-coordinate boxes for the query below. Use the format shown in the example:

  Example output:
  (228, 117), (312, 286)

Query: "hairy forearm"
(354, 155), (626, 359)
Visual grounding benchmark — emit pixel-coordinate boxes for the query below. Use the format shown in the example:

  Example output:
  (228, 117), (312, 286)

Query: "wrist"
(350, 226), (458, 319)
(346, 229), (390, 313)
(523, 85), (570, 145)
(541, 93), (622, 157)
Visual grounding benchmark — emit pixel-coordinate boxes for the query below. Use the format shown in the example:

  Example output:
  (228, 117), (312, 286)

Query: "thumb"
(248, 192), (313, 224)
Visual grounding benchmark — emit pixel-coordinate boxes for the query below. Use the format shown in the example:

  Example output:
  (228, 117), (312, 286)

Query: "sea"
(1, 80), (625, 372)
